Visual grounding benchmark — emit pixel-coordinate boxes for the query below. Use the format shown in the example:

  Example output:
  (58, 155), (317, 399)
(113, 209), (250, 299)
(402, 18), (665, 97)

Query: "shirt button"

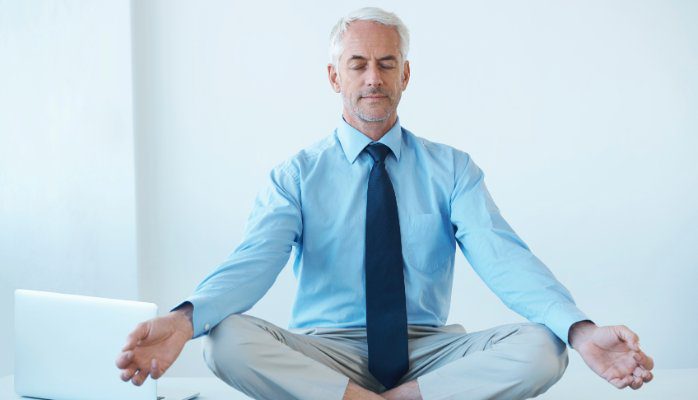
(204, 323), (210, 331)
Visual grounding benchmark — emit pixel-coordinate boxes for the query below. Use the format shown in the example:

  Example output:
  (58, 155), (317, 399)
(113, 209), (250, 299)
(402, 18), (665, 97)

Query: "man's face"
(328, 20), (410, 126)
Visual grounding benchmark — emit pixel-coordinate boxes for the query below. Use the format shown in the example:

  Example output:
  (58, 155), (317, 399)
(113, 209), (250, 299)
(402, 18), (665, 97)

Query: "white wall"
(412, 0), (698, 369)
(0, 1), (138, 376)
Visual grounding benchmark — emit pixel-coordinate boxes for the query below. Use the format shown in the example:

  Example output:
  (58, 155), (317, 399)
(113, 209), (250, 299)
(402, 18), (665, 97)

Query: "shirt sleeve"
(172, 163), (303, 339)
(449, 152), (589, 346)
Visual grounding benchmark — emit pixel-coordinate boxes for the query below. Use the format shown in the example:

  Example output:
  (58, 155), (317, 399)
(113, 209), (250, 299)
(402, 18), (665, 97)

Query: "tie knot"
(365, 143), (391, 163)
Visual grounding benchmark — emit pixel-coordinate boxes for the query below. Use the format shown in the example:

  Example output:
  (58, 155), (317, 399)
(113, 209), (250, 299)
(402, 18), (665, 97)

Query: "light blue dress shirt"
(178, 116), (589, 346)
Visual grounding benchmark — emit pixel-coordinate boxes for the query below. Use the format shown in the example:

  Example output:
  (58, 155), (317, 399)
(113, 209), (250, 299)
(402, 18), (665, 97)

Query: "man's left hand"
(568, 321), (654, 390)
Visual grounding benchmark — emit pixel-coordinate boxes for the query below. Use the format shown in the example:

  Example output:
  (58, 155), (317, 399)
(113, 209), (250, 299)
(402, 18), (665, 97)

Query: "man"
(116, 7), (654, 400)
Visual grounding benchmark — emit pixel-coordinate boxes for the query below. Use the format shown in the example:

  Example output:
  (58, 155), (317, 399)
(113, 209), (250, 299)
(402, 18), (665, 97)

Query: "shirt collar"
(336, 116), (403, 164)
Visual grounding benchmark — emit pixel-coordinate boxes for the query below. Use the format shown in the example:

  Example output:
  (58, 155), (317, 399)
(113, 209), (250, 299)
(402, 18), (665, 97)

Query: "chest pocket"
(402, 213), (454, 272)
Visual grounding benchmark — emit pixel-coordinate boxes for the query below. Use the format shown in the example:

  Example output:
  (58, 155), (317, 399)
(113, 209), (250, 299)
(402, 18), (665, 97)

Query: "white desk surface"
(0, 375), (249, 400)
(2, 363), (695, 399)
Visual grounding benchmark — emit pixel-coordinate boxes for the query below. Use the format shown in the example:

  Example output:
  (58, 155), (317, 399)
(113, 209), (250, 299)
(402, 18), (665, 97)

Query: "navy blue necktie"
(364, 143), (409, 390)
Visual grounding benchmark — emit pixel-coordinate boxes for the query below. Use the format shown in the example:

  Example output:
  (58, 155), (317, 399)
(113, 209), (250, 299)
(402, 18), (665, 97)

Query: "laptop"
(14, 289), (199, 400)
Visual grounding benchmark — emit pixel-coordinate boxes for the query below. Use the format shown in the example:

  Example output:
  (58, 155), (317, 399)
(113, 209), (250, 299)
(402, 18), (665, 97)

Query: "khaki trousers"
(202, 314), (568, 400)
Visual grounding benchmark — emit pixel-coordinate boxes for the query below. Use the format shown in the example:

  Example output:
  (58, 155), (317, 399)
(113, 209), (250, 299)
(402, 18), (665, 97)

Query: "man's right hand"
(115, 303), (194, 386)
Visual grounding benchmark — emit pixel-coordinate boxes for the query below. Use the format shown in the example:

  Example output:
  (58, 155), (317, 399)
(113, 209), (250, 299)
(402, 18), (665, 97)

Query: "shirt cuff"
(170, 296), (220, 339)
(544, 302), (591, 347)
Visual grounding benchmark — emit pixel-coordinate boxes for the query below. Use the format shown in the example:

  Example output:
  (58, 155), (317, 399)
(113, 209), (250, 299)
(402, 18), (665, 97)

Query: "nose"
(365, 63), (383, 87)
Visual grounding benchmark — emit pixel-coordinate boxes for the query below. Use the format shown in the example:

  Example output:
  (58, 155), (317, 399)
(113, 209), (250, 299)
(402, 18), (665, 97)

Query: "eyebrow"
(347, 55), (398, 62)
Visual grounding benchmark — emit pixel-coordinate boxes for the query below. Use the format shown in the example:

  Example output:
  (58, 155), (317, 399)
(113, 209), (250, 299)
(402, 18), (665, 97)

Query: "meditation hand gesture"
(569, 321), (654, 390)
(115, 304), (194, 386)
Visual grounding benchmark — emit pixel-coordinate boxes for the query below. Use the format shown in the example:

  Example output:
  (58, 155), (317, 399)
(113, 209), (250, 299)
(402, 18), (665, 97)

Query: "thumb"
(122, 321), (151, 351)
(614, 325), (640, 350)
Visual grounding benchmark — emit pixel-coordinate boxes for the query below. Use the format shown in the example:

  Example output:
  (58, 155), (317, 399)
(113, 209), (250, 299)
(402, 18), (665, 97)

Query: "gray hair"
(328, 7), (410, 67)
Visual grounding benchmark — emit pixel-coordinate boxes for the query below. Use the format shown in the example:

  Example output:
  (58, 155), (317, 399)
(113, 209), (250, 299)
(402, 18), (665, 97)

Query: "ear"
(401, 60), (411, 91)
(327, 63), (341, 93)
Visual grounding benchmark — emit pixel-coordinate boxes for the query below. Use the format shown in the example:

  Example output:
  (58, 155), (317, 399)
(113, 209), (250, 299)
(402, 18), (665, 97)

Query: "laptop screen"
(14, 289), (158, 400)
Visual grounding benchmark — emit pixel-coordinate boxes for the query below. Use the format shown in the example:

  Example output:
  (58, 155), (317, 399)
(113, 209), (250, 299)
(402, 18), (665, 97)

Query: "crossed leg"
(399, 323), (569, 399)
(203, 314), (568, 400)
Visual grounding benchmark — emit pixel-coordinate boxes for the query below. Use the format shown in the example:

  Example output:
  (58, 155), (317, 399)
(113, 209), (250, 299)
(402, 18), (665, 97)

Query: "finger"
(632, 366), (649, 385)
(609, 376), (630, 389)
(633, 365), (652, 380)
(150, 358), (163, 380)
(642, 370), (654, 383)
(115, 351), (134, 369)
(630, 375), (643, 390)
(131, 368), (150, 386)
(614, 325), (640, 350)
(604, 365), (633, 382)
(607, 354), (638, 378)
(122, 322), (150, 351)
(120, 366), (138, 382)
(609, 375), (633, 389)
(632, 350), (655, 370)
(638, 352), (654, 370)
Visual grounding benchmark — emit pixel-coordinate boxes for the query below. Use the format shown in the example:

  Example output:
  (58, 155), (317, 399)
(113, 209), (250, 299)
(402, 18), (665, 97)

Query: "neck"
(342, 111), (397, 142)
